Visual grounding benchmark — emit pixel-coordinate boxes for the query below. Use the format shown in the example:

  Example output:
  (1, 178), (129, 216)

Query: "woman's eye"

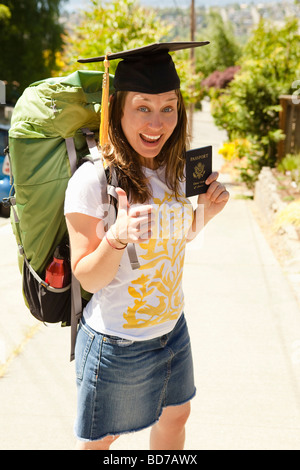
(138, 106), (149, 113)
(162, 106), (174, 113)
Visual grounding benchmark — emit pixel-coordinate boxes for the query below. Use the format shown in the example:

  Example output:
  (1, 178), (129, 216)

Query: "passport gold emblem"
(193, 162), (205, 180)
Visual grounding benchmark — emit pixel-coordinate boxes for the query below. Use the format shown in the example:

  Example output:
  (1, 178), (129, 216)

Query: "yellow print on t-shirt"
(123, 192), (193, 329)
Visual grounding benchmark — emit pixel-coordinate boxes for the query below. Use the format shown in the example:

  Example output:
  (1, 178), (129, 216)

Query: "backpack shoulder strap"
(97, 161), (140, 270)
(67, 130), (140, 361)
(80, 129), (140, 271)
(65, 129), (140, 270)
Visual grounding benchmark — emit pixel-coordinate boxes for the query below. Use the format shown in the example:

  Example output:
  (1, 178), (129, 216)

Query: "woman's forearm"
(73, 228), (126, 293)
(67, 192), (152, 294)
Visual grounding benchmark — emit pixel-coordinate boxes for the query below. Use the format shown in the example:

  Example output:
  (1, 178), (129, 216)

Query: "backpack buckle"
(2, 195), (15, 207)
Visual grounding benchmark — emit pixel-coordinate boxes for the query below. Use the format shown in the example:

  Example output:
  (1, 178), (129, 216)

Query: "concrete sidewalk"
(1, 104), (300, 450)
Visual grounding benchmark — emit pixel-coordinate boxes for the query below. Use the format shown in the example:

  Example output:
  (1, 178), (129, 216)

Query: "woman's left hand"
(197, 172), (230, 222)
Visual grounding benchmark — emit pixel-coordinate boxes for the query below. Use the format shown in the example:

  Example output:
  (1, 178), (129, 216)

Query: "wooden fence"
(278, 95), (300, 160)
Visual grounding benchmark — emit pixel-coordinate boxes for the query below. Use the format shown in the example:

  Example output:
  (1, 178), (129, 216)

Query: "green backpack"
(7, 70), (139, 360)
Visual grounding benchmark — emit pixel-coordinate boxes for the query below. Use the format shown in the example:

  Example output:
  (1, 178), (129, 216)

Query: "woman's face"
(121, 90), (178, 168)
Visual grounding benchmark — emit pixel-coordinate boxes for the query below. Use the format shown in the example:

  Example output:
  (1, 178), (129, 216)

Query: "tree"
(61, 0), (171, 75)
(211, 18), (300, 186)
(59, 0), (202, 104)
(196, 11), (242, 78)
(0, 0), (66, 103)
(0, 3), (10, 22)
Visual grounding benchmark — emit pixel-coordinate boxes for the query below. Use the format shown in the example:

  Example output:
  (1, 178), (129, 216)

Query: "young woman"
(64, 43), (229, 450)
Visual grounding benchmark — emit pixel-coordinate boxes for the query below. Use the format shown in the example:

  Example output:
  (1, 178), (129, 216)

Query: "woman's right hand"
(66, 189), (153, 293)
(113, 187), (153, 244)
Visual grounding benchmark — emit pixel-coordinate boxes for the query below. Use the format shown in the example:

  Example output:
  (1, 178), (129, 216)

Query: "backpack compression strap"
(81, 128), (139, 270)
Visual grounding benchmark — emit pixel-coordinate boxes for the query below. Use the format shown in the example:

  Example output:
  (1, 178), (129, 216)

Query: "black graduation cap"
(78, 41), (209, 94)
(77, 42), (210, 146)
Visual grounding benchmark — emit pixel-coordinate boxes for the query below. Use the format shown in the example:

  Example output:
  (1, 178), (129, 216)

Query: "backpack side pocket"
(22, 258), (71, 325)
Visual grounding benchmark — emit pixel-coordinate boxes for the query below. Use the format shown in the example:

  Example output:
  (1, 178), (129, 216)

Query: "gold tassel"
(100, 54), (110, 148)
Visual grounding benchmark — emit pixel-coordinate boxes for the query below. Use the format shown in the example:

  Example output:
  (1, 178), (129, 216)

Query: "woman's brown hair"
(103, 89), (189, 204)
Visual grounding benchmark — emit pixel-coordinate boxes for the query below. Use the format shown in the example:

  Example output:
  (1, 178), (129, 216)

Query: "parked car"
(0, 123), (12, 217)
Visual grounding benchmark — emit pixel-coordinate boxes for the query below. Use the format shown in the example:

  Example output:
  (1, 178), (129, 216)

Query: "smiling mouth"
(140, 133), (162, 144)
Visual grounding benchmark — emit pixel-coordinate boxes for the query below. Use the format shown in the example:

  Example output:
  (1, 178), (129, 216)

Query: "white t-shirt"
(64, 161), (193, 341)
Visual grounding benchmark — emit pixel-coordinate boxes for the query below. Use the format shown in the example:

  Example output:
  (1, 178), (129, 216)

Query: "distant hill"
(141, 0), (291, 5)
(64, 0), (293, 11)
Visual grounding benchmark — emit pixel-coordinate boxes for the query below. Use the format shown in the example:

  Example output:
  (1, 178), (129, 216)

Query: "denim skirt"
(74, 313), (196, 442)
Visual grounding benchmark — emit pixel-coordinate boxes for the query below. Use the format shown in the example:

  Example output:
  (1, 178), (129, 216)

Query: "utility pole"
(189, 0), (196, 136)
(190, 0), (195, 55)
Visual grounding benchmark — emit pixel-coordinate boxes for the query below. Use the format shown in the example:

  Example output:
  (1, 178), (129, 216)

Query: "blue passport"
(185, 146), (212, 197)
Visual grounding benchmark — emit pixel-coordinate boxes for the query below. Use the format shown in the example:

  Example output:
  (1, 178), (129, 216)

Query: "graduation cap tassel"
(100, 55), (110, 148)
